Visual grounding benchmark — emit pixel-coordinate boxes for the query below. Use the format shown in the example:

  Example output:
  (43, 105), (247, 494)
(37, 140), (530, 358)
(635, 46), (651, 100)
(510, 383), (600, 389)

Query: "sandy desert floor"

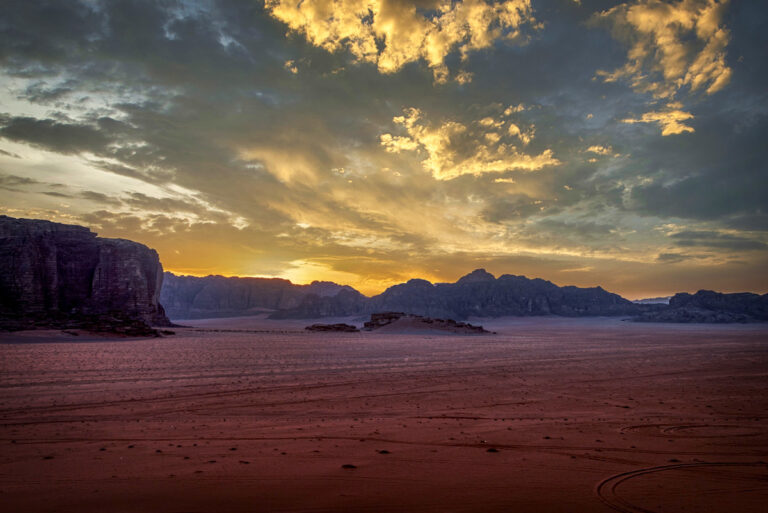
(1, 317), (767, 512)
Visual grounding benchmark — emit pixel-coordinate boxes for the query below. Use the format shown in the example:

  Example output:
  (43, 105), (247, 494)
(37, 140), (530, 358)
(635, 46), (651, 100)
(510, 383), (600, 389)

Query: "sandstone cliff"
(0, 216), (170, 331)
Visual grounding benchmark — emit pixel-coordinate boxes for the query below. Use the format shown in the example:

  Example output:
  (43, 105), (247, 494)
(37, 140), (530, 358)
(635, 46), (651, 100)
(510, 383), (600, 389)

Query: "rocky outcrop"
(633, 290), (768, 323)
(305, 323), (359, 332)
(160, 272), (363, 319)
(363, 312), (491, 334)
(0, 215), (170, 332)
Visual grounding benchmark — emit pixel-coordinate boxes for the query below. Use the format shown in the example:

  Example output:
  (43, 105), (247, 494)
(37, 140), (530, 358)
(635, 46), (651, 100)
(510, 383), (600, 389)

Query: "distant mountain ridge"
(162, 268), (638, 320)
(634, 290), (768, 323)
(160, 269), (768, 323)
(277, 268), (637, 319)
(159, 272), (363, 319)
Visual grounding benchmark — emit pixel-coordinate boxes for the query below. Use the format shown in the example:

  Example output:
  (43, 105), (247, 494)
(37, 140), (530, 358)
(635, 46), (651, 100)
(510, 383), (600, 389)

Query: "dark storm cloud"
(0, 0), (99, 67)
(20, 81), (75, 104)
(0, 116), (112, 155)
(623, 110), (768, 223)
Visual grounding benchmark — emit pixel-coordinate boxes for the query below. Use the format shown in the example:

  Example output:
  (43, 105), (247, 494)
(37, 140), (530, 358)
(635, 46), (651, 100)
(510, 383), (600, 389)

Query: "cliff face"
(159, 273), (362, 320)
(0, 216), (170, 328)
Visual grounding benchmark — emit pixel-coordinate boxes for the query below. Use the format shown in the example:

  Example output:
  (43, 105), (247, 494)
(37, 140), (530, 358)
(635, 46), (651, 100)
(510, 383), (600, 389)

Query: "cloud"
(0, 148), (22, 158)
(669, 229), (767, 251)
(380, 107), (559, 180)
(0, 173), (41, 191)
(79, 190), (122, 206)
(595, 0), (732, 99)
(265, 0), (537, 82)
(622, 103), (695, 135)
(0, 116), (112, 154)
(656, 252), (688, 263)
(481, 193), (545, 222)
(586, 144), (613, 155)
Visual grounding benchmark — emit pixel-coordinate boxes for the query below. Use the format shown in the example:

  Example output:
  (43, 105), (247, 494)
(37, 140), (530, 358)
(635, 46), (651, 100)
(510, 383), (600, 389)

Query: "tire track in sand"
(595, 461), (768, 513)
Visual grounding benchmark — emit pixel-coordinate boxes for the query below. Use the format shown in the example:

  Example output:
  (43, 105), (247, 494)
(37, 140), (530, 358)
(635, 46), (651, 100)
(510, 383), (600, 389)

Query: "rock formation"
(0, 215), (170, 332)
(305, 323), (360, 332)
(160, 273), (364, 319)
(363, 312), (491, 334)
(633, 290), (768, 323)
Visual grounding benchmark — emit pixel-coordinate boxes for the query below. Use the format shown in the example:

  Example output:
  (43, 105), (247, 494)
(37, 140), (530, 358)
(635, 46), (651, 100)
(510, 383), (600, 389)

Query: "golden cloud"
(586, 144), (613, 155)
(266, 0), (536, 83)
(380, 107), (559, 180)
(596, 0), (731, 99)
(622, 103), (695, 135)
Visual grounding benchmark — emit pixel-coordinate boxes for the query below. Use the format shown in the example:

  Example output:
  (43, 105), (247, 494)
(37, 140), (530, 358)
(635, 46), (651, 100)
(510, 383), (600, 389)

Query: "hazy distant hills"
(160, 273), (364, 319)
(161, 269), (768, 323)
(634, 290), (768, 323)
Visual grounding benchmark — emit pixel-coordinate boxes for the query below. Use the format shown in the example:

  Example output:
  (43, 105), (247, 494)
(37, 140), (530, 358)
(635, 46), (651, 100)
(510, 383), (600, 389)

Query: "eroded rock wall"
(0, 215), (170, 328)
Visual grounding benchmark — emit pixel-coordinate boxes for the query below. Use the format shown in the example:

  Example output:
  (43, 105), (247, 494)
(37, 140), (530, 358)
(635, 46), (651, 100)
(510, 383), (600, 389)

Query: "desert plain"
(1, 317), (767, 513)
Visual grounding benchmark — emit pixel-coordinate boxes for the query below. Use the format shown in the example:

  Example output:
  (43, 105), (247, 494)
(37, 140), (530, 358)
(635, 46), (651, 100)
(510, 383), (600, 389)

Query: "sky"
(0, 0), (766, 299)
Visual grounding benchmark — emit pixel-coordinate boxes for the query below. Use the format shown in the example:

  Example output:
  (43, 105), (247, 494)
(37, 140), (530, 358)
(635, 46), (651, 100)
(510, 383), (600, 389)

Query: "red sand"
(1, 317), (767, 512)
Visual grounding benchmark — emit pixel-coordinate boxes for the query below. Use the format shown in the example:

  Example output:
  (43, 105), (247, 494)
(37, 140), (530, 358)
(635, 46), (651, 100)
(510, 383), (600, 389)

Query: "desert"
(2, 316), (767, 512)
(2, 1), (768, 512)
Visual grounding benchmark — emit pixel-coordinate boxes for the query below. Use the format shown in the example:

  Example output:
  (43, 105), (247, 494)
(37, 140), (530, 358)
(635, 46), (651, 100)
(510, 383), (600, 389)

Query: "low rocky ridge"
(363, 312), (491, 334)
(305, 323), (360, 333)
(0, 216), (171, 335)
(633, 290), (768, 323)
(160, 273), (365, 319)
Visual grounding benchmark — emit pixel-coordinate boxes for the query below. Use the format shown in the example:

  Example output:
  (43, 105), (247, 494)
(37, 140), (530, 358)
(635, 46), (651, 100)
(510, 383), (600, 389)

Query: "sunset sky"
(1, 0), (766, 298)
